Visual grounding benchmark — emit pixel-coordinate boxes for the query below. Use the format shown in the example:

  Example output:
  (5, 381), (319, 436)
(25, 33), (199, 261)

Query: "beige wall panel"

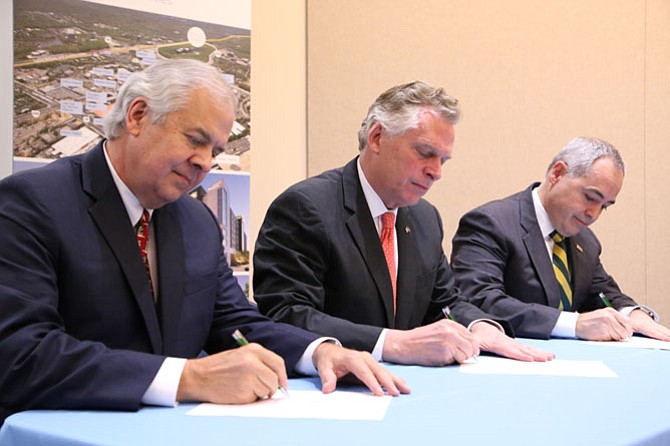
(307, 0), (653, 317)
(645, 0), (670, 321)
(250, 0), (306, 283)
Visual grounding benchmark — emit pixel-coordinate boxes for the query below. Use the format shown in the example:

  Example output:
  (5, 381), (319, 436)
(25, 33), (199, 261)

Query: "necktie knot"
(381, 212), (395, 230)
(550, 230), (564, 244)
(137, 209), (150, 237)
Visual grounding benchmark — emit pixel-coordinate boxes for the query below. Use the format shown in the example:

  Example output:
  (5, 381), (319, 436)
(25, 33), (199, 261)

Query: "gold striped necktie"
(551, 230), (572, 311)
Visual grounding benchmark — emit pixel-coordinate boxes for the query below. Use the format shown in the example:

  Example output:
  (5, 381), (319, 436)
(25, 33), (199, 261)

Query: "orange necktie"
(381, 212), (397, 313)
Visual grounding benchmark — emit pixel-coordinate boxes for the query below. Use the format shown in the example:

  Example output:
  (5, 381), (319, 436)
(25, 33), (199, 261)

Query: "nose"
(584, 202), (602, 222)
(425, 158), (442, 182)
(191, 147), (213, 174)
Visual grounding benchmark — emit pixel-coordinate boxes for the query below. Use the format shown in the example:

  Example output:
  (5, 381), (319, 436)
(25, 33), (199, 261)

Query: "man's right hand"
(177, 343), (288, 404)
(575, 308), (633, 341)
(382, 319), (480, 366)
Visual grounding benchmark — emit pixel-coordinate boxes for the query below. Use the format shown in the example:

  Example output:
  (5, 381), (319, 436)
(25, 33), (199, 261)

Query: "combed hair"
(103, 59), (236, 139)
(357, 80), (460, 151)
(547, 137), (625, 177)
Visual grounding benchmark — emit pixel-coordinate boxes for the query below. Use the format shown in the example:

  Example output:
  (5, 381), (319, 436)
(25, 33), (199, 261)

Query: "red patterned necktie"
(136, 209), (154, 298)
(381, 212), (397, 314)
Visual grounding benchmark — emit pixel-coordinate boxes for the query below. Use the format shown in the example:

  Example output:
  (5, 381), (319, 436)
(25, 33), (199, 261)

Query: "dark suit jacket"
(451, 183), (637, 339)
(253, 158), (510, 352)
(0, 142), (317, 421)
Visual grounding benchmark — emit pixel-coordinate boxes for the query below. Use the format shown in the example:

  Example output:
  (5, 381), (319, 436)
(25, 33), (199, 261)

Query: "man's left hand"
(470, 322), (556, 362)
(630, 309), (670, 341)
(312, 342), (412, 396)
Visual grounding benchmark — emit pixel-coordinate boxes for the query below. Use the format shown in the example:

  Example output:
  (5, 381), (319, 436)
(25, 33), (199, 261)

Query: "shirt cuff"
(294, 337), (340, 375)
(551, 311), (579, 338)
(141, 357), (187, 407)
(620, 305), (660, 322)
(371, 329), (387, 361)
(467, 319), (505, 332)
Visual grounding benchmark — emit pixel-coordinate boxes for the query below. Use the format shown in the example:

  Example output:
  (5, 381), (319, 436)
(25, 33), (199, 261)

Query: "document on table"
(186, 390), (392, 420)
(459, 356), (618, 377)
(585, 336), (670, 351)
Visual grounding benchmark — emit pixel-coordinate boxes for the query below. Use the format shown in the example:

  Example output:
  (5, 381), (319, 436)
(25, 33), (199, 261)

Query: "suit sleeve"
(0, 176), (164, 416)
(451, 209), (560, 339)
(205, 242), (319, 372)
(253, 189), (384, 352)
(418, 206), (514, 333)
(577, 230), (638, 312)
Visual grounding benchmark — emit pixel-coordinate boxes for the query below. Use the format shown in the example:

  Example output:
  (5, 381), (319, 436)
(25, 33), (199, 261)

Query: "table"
(1, 338), (669, 446)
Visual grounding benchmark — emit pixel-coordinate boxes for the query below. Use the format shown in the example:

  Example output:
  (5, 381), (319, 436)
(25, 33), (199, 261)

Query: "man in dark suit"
(254, 81), (554, 366)
(451, 137), (670, 341)
(0, 59), (410, 424)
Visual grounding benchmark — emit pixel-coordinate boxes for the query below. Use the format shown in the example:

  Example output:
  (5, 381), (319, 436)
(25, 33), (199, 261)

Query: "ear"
(125, 97), (150, 136)
(366, 122), (384, 155)
(548, 160), (569, 185)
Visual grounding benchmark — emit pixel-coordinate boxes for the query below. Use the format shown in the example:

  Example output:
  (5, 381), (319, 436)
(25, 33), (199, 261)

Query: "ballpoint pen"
(598, 292), (632, 341)
(598, 292), (613, 308)
(232, 329), (290, 397)
(442, 306), (478, 362)
(442, 306), (457, 321)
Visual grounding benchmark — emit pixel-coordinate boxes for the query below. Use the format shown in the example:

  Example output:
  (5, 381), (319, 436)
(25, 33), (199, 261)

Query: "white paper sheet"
(585, 336), (670, 351)
(459, 356), (618, 377)
(186, 390), (392, 420)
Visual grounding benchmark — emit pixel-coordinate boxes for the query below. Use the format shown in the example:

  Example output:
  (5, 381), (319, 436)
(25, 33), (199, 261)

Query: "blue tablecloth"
(1, 338), (669, 446)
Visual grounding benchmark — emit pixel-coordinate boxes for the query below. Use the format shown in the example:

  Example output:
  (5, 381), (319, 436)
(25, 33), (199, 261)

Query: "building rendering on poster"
(12, 0), (252, 288)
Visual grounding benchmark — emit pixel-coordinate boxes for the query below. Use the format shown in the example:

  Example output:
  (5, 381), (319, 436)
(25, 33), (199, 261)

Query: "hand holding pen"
(574, 292), (632, 341)
(442, 306), (478, 362)
(233, 329), (290, 397)
(176, 330), (290, 404)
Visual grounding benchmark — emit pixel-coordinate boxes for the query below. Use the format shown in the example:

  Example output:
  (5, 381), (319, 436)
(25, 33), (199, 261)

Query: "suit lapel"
(342, 159), (396, 326)
(394, 208), (418, 329)
(519, 185), (562, 308)
(81, 142), (163, 354)
(153, 205), (185, 354)
(565, 236), (588, 309)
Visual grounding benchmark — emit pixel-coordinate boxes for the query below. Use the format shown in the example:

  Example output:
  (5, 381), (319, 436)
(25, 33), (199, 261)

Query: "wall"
(249, 0), (307, 267)
(645, 1), (670, 321)
(305, 0), (670, 321)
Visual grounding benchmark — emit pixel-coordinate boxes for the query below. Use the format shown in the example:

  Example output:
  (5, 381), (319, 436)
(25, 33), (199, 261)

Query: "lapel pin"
(404, 226), (411, 234)
(576, 244), (583, 253)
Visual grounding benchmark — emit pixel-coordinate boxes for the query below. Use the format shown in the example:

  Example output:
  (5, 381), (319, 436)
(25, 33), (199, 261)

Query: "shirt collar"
(531, 185), (555, 240)
(103, 140), (153, 227)
(356, 158), (397, 219)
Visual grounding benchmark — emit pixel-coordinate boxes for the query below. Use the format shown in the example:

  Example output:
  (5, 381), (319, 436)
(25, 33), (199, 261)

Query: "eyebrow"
(189, 127), (226, 155)
(190, 127), (212, 144)
(414, 142), (452, 163)
(585, 187), (616, 206)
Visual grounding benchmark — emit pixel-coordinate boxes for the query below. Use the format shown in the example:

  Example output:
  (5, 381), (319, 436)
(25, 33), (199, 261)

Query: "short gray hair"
(547, 137), (625, 177)
(103, 58), (236, 139)
(357, 80), (460, 151)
